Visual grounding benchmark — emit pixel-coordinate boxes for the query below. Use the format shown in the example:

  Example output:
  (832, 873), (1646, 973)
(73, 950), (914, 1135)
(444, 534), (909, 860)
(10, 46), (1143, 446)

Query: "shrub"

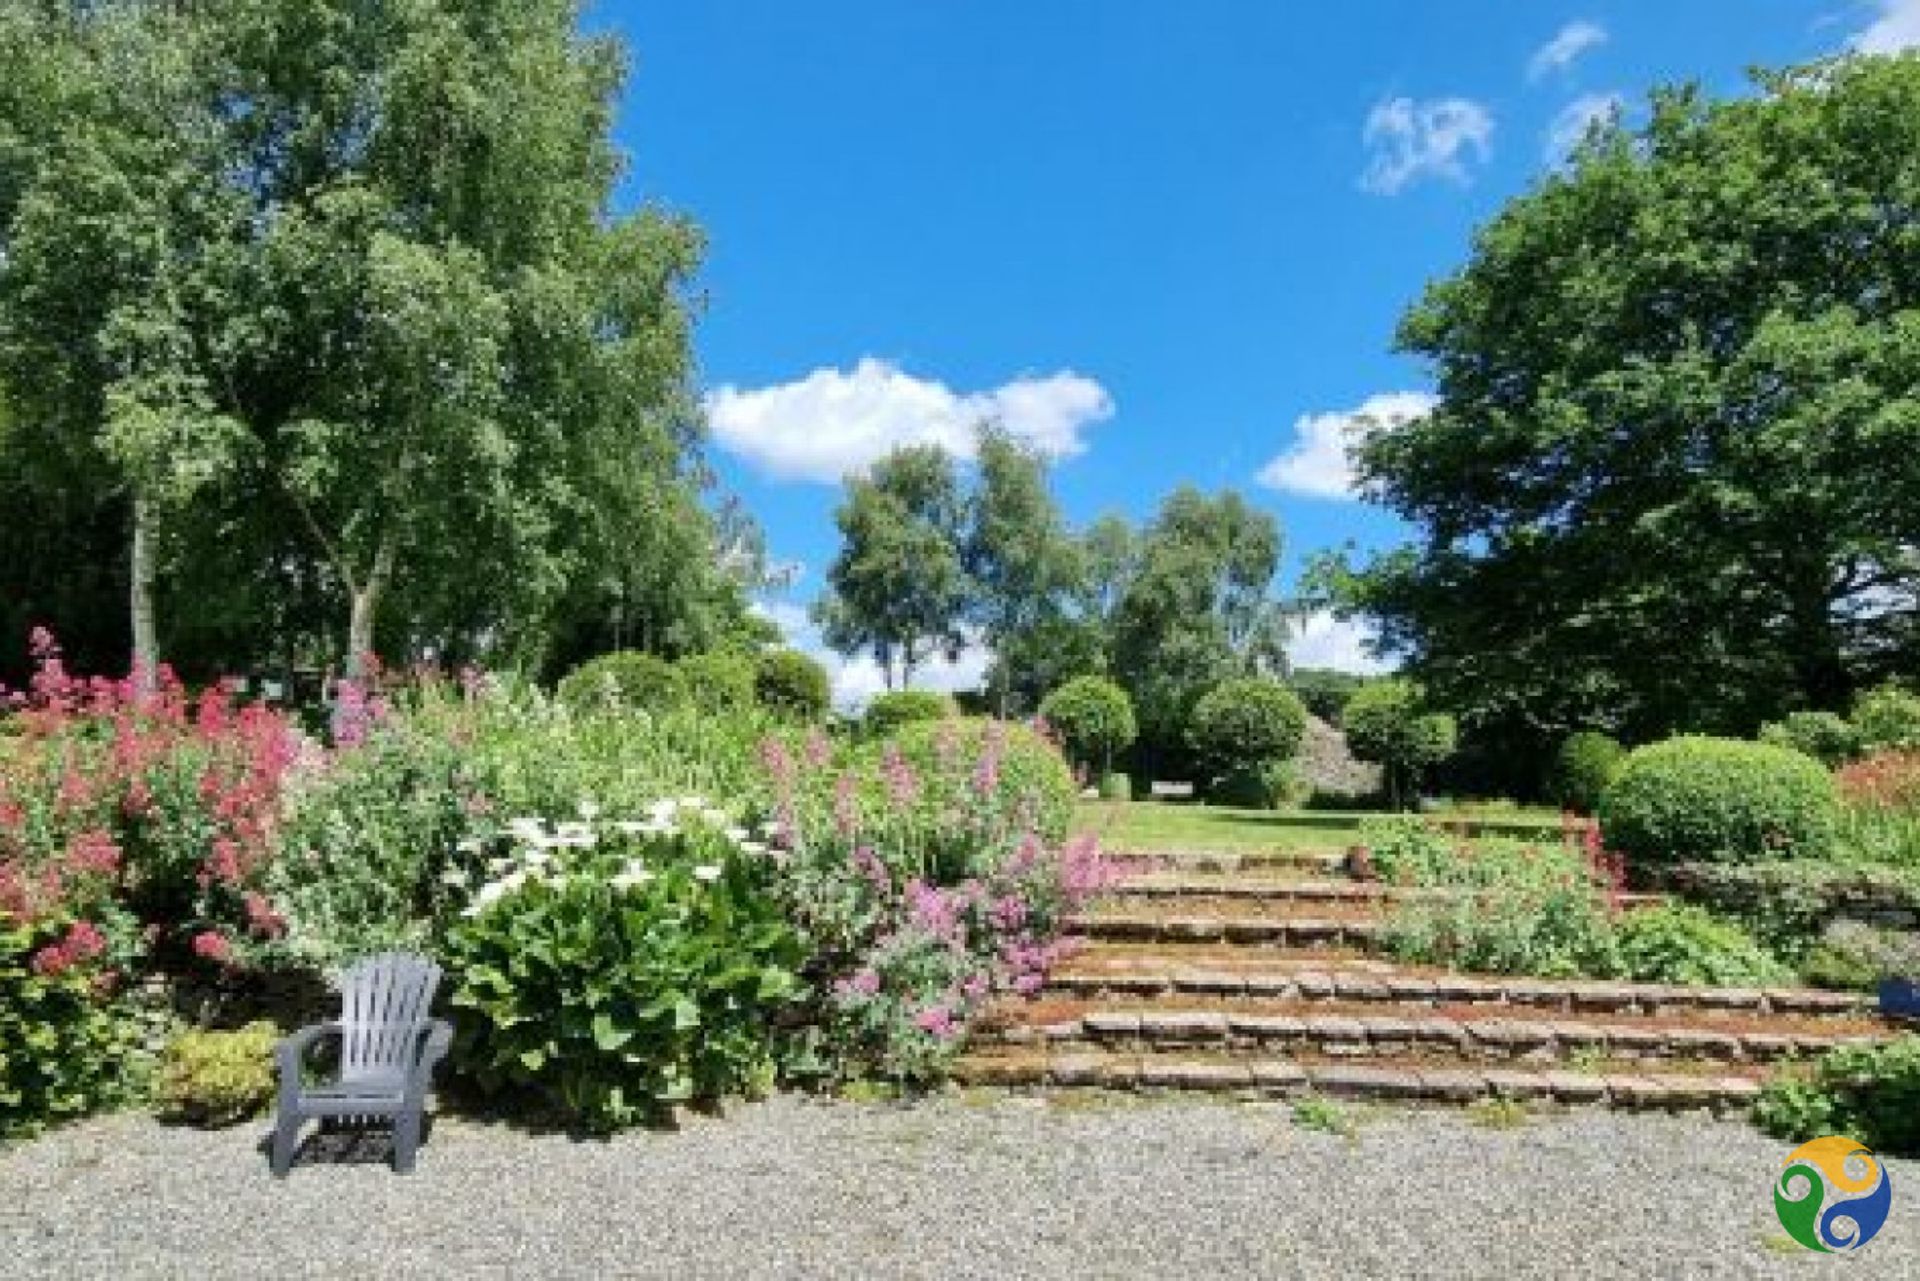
(1598, 736), (1838, 869)
(862, 690), (954, 739)
(1186, 678), (1307, 784)
(1097, 771), (1131, 802)
(1659, 860), (1920, 960)
(1853, 683), (1920, 754)
(1038, 676), (1136, 775)
(1342, 679), (1457, 810)
(1210, 759), (1305, 810)
(1360, 817), (1618, 978)
(1801, 921), (1920, 990)
(878, 718), (1078, 849)
(754, 649), (831, 720)
(443, 806), (804, 1131)
(154, 1022), (279, 1126)
(676, 652), (757, 714)
(1609, 903), (1784, 986)
(1759, 711), (1862, 767)
(555, 651), (686, 713)
(1, 914), (136, 1137)
(1754, 1035), (1920, 1155)
(1548, 731), (1625, 814)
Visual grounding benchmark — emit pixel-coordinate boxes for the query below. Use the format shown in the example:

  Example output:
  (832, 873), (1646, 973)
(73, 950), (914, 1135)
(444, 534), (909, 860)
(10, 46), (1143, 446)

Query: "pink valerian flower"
(65, 830), (121, 878)
(834, 771), (860, 837)
(759, 737), (797, 790)
(880, 744), (919, 809)
(834, 968), (882, 999)
(972, 726), (1004, 796)
(1011, 972), (1044, 996)
(904, 879), (961, 940)
(192, 930), (233, 964)
(933, 719), (961, 770)
(1057, 833), (1118, 905)
(913, 1004), (957, 1038)
(243, 892), (286, 938)
(804, 730), (833, 769)
(990, 894), (1029, 932)
(29, 919), (109, 978)
(960, 973), (990, 1002)
(851, 845), (892, 896)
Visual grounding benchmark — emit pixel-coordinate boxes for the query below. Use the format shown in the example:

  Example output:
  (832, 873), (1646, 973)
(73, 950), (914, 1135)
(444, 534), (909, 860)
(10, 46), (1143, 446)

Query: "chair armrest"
(404, 1019), (455, 1107)
(275, 1022), (343, 1106)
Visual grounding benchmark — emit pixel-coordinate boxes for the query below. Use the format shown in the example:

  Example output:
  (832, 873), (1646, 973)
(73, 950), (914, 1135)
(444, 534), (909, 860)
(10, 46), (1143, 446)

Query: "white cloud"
(1528, 20), (1608, 81)
(1360, 97), (1495, 194)
(707, 358), (1114, 484)
(751, 600), (990, 714)
(1852, 0), (1920, 52)
(1546, 92), (1625, 162)
(1288, 611), (1394, 676)
(1256, 391), (1438, 500)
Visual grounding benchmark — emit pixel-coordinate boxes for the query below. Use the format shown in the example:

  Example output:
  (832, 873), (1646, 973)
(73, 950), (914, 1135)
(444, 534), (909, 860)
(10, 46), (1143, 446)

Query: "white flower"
(677, 795), (706, 810)
(739, 840), (768, 856)
(523, 849), (553, 867)
(507, 817), (547, 838)
(758, 820), (783, 838)
(724, 826), (749, 843)
(693, 864), (723, 882)
(455, 838), (484, 854)
(610, 861), (653, 892)
(579, 799), (601, 820)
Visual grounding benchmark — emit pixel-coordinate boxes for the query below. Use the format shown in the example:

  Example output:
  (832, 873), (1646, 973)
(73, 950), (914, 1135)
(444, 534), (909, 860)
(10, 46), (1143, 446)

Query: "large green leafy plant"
(442, 803), (802, 1132)
(1, 914), (137, 1137)
(1600, 736), (1838, 868)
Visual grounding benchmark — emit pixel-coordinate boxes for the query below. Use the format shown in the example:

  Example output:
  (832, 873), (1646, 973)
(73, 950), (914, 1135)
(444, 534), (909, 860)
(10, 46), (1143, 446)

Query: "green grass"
(1074, 799), (1567, 854)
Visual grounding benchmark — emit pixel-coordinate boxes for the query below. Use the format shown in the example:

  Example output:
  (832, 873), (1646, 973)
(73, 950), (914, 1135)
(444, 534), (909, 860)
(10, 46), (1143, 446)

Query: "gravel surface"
(1, 1094), (1912, 1279)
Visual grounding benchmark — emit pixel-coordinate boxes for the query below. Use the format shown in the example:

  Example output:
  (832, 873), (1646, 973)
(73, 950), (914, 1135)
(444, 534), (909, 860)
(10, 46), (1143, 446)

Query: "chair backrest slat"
(338, 951), (442, 1080)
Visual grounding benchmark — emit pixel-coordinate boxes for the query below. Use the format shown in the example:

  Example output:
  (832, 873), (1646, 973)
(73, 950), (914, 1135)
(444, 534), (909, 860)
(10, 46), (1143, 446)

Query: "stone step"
(977, 998), (1895, 1065)
(1063, 909), (1385, 948)
(952, 1047), (1768, 1112)
(1103, 876), (1666, 910)
(1045, 948), (1877, 1020)
(1105, 849), (1349, 875)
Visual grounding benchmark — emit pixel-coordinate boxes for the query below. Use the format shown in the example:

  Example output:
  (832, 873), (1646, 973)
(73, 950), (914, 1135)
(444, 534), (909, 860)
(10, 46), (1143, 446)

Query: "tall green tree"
(965, 425), (1084, 713)
(1344, 56), (1920, 752)
(1109, 488), (1289, 771)
(816, 444), (971, 690)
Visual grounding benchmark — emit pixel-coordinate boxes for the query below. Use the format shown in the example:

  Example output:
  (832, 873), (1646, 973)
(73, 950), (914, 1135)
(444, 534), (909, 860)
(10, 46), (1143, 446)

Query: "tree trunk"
(345, 538), (396, 678)
(129, 494), (159, 693)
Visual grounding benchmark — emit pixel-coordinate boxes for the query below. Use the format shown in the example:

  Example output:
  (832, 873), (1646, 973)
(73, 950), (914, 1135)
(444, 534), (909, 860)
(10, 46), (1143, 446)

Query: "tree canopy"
(1341, 56), (1920, 760)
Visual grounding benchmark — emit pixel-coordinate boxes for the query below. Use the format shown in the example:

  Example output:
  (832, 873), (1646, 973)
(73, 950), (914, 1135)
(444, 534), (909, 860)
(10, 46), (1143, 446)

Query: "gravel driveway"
(0, 1094), (1910, 1279)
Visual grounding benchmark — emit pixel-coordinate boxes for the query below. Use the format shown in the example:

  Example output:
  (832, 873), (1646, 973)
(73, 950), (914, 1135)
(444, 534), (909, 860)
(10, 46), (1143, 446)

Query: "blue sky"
(592, 1), (1914, 702)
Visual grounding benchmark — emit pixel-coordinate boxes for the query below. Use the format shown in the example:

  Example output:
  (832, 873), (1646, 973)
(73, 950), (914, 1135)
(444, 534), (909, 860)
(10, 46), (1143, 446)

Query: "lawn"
(1075, 800), (1566, 853)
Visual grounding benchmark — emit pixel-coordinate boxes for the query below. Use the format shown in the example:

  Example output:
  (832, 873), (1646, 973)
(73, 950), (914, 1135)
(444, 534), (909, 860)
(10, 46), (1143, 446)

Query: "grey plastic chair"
(271, 951), (453, 1177)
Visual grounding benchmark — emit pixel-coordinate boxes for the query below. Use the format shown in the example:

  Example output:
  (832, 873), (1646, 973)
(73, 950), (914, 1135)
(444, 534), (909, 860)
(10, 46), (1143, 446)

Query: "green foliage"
(1754, 1036), (1920, 1156)
(1209, 760), (1305, 811)
(1291, 1096), (1358, 1138)
(1549, 731), (1626, 814)
(1337, 58), (1920, 760)
(1361, 818), (1615, 978)
(754, 649), (831, 721)
(1599, 736), (1839, 868)
(882, 718), (1078, 846)
(1661, 860), (1920, 961)
(676, 652), (756, 714)
(1039, 676), (1137, 774)
(1097, 771), (1132, 802)
(1609, 903), (1784, 986)
(1853, 684), (1920, 754)
(816, 445), (971, 691)
(1759, 711), (1862, 768)
(863, 691), (955, 739)
(444, 813), (803, 1132)
(1289, 669), (1367, 725)
(1342, 679), (1457, 809)
(1187, 678), (1308, 783)
(1801, 921), (1920, 991)
(154, 1022), (278, 1127)
(1, 917), (136, 1138)
(556, 652), (687, 713)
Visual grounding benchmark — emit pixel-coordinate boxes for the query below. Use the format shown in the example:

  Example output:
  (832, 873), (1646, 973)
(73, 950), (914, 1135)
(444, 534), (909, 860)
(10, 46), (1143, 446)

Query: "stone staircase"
(954, 846), (1906, 1111)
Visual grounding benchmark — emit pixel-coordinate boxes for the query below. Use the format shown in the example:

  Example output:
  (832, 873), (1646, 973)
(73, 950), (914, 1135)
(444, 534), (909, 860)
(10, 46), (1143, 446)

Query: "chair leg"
(271, 1110), (302, 1178)
(392, 1108), (422, 1175)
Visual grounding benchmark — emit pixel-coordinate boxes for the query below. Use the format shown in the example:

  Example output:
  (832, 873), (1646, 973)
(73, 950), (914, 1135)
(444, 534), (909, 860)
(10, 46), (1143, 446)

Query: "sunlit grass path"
(1076, 800), (1565, 854)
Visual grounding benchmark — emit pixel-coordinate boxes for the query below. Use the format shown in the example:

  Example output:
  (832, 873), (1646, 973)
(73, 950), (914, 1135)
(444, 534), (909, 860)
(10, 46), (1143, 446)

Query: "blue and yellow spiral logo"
(1774, 1136), (1893, 1253)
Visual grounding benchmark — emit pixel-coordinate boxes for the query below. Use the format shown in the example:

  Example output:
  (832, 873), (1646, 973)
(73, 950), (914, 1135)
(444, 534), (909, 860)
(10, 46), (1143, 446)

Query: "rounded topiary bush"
(1549, 731), (1626, 814)
(1759, 711), (1862, 767)
(1853, 684), (1920, 754)
(1598, 736), (1839, 868)
(1210, 759), (1305, 810)
(1097, 770), (1131, 802)
(557, 651), (686, 713)
(1038, 676), (1136, 775)
(886, 717), (1076, 842)
(754, 648), (831, 720)
(1187, 677), (1308, 782)
(675, 651), (757, 713)
(863, 690), (955, 739)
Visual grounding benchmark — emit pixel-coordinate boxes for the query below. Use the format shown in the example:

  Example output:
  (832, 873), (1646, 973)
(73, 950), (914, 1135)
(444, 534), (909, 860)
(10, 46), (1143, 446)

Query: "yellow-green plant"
(155, 1022), (280, 1127)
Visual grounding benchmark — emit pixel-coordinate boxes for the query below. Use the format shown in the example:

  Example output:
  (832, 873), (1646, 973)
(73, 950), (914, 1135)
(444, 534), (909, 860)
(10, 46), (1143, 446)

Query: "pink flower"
(244, 892), (286, 938)
(851, 846), (892, 895)
(1012, 972), (1044, 996)
(804, 730), (832, 769)
(63, 920), (107, 962)
(913, 1005), (957, 1038)
(881, 744), (919, 808)
(850, 969), (881, 996)
(192, 930), (233, 964)
(30, 943), (72, 977)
